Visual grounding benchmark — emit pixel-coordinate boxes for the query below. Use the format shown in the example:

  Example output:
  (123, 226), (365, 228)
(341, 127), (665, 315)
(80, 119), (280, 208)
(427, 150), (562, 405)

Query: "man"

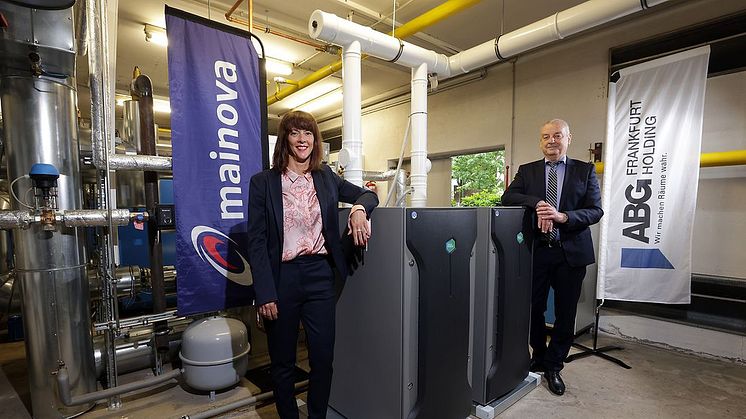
(501, 119), (603, 395)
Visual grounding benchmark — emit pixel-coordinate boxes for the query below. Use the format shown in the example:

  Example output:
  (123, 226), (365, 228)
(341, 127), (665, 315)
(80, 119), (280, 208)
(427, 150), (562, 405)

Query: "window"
(451, 150), (505, 207)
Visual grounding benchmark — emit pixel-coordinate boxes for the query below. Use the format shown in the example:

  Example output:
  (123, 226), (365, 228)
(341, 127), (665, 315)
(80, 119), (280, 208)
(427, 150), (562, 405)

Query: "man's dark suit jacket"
(501, 158), (603, 267)
(247, 164), (378, 306)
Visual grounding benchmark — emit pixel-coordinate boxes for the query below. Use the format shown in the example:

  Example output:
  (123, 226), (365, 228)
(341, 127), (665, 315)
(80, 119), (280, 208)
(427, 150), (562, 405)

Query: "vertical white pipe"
(410, 63), (428, 207)
(342, 40), (363, 186)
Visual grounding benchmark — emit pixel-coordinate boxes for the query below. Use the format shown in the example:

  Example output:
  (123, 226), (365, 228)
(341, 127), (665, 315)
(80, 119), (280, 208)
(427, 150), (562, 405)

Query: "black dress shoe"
(528, 360), (544, 373)
(545, 371), (565, 395)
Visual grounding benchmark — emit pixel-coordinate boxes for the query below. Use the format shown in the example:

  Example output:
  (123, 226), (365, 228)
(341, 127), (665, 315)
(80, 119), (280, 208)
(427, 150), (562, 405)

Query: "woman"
(247, 111), (378, 419)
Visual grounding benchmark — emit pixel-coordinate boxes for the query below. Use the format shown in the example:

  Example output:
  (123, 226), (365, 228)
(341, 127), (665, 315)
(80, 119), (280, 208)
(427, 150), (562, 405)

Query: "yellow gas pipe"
(595, 150), (746, 174)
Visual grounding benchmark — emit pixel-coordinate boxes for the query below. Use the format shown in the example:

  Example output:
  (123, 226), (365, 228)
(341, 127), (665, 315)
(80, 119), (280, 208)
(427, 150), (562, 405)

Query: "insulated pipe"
(311, 0), (669, 81)
(410, 63), (429, 207)
(87, 0), (109, 170)
(342, 41), (364, 187)
(93, 336), (182, 379)
(132, 74), (169, 374)
(76, 0), (88, 56)
(269, 0), (482, 105)
(309, 11), (450, 76)
(87, 2), (122, 405)
(87, 0), (172, 173)
(311, 0), (673, 206)
(182, 380), (310, 419)
(61, 209), (144, 227)
(0, 209), (142, 229)
(56, 364), (182, 406)
(393, 169), (408, 207)
(362, 169), (398, 182)
(108, 154), (172, 171)
(0, 210), (33, 229)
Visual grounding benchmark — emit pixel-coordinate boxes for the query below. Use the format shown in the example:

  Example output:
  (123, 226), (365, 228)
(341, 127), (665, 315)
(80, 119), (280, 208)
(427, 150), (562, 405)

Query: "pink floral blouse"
(281, 169), (328, 261)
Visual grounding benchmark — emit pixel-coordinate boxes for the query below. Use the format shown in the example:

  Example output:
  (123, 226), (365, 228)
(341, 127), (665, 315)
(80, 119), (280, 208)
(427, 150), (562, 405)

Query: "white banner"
(597, 46), (710, 304)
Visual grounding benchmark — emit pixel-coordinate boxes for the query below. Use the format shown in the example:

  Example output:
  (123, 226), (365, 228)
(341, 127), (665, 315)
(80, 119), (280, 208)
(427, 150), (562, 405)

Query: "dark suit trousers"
(265, 255), (336, 419)
(530, 245), (586, 372)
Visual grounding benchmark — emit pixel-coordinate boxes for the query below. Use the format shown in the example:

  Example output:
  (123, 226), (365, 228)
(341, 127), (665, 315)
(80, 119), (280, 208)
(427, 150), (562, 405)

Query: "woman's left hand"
(348, 209), (371, 247)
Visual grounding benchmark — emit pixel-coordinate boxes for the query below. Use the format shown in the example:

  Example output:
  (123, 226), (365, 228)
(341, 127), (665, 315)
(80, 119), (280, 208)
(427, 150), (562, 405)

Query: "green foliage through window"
(451, 150), (505, 207)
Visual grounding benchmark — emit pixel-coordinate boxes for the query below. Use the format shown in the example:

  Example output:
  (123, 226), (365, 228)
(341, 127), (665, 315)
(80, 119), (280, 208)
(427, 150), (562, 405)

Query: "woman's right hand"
(258, 302), (279, 320)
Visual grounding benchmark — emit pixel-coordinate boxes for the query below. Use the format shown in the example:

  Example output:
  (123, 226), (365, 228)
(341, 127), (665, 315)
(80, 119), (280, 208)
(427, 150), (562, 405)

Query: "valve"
(29, 163), (59, 230)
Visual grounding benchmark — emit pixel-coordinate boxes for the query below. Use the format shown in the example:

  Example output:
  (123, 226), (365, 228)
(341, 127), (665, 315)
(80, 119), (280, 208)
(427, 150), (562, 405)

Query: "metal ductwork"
(309, 0), (672, 206)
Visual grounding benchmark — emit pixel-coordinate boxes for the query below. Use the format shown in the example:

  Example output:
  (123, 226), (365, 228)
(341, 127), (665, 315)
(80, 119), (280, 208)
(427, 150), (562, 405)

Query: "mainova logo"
(191, 226), (253, 286)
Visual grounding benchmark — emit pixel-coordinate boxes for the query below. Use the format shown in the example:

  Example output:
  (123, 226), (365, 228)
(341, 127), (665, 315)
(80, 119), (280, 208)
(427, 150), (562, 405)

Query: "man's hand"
(258, 302), (278, 320)
(536, 200), (567, 232)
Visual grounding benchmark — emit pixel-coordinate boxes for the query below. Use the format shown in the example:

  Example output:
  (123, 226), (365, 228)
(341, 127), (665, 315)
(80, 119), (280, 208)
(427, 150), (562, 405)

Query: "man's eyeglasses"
(541, 133), (565, 141)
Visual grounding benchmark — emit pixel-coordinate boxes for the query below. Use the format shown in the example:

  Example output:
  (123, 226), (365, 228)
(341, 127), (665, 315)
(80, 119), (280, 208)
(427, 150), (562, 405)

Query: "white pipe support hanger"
(341, 40), (364, 187)
(410, 63), (430, 208)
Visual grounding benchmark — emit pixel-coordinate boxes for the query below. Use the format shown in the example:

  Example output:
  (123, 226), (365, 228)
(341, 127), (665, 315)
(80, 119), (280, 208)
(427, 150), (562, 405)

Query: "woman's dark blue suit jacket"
(247, 164), (379, 306)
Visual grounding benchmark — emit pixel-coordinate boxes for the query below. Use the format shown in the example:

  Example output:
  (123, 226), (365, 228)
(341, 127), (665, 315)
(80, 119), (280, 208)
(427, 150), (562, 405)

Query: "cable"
(395, 187), (413, 207)
(384, 116), (412, 207)
(9, 176), (34, 210)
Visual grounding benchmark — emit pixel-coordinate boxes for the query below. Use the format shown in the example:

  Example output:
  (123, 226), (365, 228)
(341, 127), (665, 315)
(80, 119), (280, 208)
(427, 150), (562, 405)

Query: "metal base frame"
(472, 373), (541, 419)
(564, 303), (631, 369)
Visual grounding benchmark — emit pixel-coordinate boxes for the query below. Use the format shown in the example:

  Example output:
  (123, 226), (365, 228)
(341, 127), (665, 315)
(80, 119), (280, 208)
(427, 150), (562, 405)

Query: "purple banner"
(166, 7), (264, 315)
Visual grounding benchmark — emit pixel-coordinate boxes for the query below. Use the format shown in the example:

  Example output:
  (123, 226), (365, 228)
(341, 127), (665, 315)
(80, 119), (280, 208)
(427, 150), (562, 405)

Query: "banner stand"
(565, 300), (631, 369)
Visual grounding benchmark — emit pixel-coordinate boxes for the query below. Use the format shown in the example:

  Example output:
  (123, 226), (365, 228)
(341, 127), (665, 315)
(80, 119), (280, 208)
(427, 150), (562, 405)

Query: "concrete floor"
(1, 334), (745, 418)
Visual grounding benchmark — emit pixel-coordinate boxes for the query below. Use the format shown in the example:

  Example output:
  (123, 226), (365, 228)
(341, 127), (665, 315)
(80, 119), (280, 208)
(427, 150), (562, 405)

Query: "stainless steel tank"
(0, 76), (96, 418)
(0, 186), (11, 274)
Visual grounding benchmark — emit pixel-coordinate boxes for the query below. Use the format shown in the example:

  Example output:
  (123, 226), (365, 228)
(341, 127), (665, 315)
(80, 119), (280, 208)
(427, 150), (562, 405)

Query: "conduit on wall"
(309, 0), (673, 206)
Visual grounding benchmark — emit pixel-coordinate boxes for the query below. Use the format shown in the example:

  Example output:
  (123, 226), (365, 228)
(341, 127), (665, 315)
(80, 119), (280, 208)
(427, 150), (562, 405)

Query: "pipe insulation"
(183, 380), (310, 419)
(86, 0), (114, 170)
(56, 365), (182, 406)
(271, 0), (482, 105)
(311, 0), (665, 81)
(309, 0), (670, 206)
(61, 209), (142, 227)
(409, 63), (429, 207)
(108, 154), (173, 172)
(394, 169), (408, 207)
(0, 209), (144, 229)
(309, 11), (450, 75)
(342, 41), (364, 187)
(87, 0), (172, 173)
(362, 169), (398, 182)
(0, 210), (33, 229)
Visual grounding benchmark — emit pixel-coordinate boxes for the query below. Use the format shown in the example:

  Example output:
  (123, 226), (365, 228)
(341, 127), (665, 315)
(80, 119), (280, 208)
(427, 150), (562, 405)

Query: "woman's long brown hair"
(272, 110), (323, 172)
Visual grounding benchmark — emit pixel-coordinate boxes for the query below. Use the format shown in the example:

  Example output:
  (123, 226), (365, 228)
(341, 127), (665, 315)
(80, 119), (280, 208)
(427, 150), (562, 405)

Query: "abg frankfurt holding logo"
(191, 226), (253, 286)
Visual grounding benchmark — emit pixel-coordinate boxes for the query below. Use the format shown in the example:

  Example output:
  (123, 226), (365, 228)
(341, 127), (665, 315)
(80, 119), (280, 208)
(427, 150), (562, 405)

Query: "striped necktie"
(546, 161), (559, 241)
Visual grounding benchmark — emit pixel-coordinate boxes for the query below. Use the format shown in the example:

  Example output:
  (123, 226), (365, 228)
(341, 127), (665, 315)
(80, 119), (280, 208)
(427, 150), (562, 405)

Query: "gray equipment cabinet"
(330, 207), (477, 419)
(471, 207), (532, 405)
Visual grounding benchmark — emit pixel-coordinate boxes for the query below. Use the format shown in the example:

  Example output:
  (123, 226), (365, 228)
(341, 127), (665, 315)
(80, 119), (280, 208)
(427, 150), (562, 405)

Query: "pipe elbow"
(132, 74), (154, 98)
(55, 365), (73, 406)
